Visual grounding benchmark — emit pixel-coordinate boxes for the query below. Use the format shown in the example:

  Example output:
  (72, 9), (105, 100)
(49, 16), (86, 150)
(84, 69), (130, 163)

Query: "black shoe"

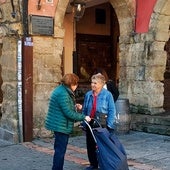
(85, 165), (98, 170)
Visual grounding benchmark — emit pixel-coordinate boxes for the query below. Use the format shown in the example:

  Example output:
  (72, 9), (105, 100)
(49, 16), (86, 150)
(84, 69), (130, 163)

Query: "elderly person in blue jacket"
(82, 73), (116, 170)
(45, 73), (91, 170)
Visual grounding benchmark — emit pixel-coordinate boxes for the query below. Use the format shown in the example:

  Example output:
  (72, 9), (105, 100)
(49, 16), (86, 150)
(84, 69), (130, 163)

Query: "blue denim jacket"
(82, 88), (116, 129)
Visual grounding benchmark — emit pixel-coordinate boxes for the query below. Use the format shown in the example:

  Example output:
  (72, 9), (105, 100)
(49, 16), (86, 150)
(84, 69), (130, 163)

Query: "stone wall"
(112, 0), (169, 114)
(0, 0), (23, 142)
(119, 37), (166, 114)
(0, 37), (19, 142)
(32, 0), (68, 137)
(32, 36), (63, 137)
(0, 0), (66, 141)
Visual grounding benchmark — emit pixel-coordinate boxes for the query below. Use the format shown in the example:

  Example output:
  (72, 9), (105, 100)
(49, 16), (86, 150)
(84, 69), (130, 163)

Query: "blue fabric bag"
(93, 127), (129, 170)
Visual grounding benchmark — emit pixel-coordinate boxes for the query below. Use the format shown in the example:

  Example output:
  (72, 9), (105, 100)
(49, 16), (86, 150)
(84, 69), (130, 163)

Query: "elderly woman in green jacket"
(45, 73), (91, 170)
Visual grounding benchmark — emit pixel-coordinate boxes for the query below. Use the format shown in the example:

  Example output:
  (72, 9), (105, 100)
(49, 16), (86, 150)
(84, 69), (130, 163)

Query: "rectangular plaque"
(29, 15), (54, 35)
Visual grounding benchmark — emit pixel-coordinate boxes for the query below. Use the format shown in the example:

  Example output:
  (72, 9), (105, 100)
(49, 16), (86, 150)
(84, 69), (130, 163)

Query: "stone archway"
(55, 0), (169, 114)
(110, 0), (169, 114)
(154, 0), (170, 112)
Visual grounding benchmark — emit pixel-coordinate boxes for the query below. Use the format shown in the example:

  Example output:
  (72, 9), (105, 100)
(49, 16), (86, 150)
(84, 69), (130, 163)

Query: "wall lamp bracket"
(70, 0), (86, 21)
(37, 0), (41, 10)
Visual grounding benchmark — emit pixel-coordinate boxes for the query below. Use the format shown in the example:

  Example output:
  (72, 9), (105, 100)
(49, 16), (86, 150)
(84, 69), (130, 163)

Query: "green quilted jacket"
(45, 84), (85, 134)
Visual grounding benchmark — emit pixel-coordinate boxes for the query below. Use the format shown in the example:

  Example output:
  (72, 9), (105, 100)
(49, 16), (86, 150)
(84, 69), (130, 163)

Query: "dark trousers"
(86, 129), (98, 168)
(52, 132), (69, 170)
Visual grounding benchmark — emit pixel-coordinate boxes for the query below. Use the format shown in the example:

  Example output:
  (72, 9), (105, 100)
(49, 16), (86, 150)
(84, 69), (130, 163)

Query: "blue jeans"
(52, 132), (69, 170)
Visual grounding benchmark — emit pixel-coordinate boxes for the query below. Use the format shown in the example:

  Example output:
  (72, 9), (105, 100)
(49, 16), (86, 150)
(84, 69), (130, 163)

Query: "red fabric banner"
(135, 0), (157, 33)
(0, 0), (6, 4)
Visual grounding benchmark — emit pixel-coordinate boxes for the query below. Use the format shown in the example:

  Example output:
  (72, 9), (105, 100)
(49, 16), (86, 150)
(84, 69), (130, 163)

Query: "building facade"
(0, 0), (170, 143)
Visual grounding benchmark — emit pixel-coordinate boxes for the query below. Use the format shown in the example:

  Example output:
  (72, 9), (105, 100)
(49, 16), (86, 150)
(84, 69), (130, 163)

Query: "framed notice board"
(29, 15), (54, 35)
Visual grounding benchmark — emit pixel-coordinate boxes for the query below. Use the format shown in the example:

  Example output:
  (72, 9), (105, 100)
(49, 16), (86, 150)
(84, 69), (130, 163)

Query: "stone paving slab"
(0, 131), (170, 170)
(31, 131), (170, 170)
(0, 143), (52, 170)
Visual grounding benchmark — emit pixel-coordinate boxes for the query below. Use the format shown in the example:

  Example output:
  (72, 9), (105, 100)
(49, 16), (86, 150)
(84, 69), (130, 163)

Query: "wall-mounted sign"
(29, 15), (54, 35)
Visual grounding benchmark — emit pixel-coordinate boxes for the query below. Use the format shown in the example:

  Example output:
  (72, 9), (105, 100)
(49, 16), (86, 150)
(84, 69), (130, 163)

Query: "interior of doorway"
(73, 2), (120, 103)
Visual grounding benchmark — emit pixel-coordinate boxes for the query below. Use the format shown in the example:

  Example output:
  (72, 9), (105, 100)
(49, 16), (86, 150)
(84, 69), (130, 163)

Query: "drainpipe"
(16, 0), (28, 143)
(17, 39), (23, 143)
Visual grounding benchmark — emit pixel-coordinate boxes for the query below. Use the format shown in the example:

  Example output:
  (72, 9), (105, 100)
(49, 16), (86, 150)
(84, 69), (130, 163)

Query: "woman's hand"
(85, 116), (91, 122)
(75, 103), (82, 111)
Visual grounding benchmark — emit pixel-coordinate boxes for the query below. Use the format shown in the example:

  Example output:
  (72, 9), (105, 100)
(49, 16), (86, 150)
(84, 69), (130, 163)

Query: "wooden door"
(74, 34), (117, 103)
(75, 34), (116, 82)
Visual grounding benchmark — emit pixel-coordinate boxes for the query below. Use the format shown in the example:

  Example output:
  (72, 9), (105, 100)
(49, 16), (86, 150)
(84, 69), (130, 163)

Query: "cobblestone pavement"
(28, 131), (170, 170)
(0, 131), (170, 170)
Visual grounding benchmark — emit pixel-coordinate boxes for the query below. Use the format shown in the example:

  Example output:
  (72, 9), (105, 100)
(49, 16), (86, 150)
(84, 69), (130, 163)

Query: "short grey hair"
(91, 73), (106, 85)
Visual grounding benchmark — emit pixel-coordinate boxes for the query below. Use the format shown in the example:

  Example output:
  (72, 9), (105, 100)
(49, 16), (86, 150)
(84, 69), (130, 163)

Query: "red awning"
(135, 0), (157, 33)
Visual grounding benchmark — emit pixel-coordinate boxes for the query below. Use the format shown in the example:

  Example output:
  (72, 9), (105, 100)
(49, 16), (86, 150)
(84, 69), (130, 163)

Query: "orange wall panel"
(28, 0), (58, 17)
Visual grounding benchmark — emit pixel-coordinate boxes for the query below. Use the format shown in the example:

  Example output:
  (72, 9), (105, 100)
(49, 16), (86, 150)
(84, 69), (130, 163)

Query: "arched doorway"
(73, 2), (119, 102)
